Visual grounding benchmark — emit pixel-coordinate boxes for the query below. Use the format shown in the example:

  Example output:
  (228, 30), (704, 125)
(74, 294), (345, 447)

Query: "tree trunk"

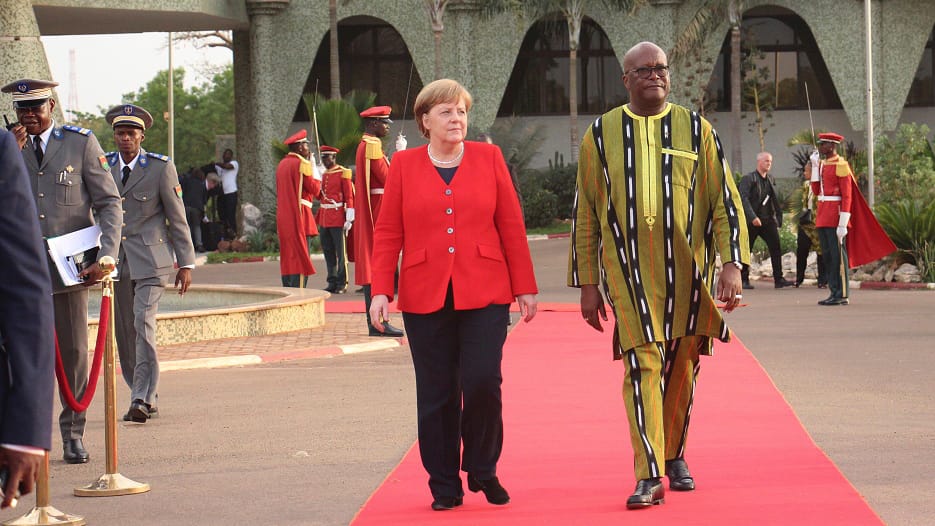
(434, 30), (442, 80)
(730, 24), (742, 173)
(329, 0), (340, 99)
(569, 47), (579, 163)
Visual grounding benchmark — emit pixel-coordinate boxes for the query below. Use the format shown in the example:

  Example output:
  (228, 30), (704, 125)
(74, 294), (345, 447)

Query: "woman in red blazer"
(370, 79), (538, 511)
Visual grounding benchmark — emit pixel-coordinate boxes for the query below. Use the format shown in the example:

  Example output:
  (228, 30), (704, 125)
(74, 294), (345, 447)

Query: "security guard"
(103, 104), (195, 423)
(1, 78), (123, 464)
(317, 145), (354, 294)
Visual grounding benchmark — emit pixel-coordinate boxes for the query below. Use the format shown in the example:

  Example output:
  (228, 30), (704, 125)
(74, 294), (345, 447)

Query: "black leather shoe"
(822, 297), (849, 306)
(369, 322), (404, 337)
(742, 281), (754, 290)
(63, 438), (89, 464)
(794, 280), (803, 288)
(665, 458), (695, 491)
(775, 278), (794, 289)
(817, 296), (835, 305)
(324, 286), (336, 293)
(333, 286), (347, 294)
(468, 474), (510, 505)
(127, 399), (150, 423)
(431, 495), (463, 511)
(626, 478), (664, 509)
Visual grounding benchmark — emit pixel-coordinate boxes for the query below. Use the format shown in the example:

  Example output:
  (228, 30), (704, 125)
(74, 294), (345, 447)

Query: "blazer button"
(37, 171), (44, 176)
(445, 189), (452, 196)
(445, 208), (452, 215)
(39, 214), (45, 219)
(122, 236), (127, 240)
(448, 246), (455, 254)
(447, 227), (454, 234)
(38, 192), (45, 198)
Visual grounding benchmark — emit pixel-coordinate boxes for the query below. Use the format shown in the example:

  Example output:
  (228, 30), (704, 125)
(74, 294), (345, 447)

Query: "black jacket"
(738, 170), (782, 227)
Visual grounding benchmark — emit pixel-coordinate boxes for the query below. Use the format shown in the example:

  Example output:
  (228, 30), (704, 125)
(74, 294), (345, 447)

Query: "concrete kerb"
(160, 339), (404, 372)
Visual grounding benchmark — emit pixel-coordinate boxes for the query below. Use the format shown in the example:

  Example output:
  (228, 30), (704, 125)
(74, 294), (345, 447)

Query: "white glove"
(312, 161), (324, 181)
(343, 221), (353, 233)
(809, 150), (820, 166)
(809, 151), (820, 181)
(345, 208), (355, 222)
(837, 211), (851, 242)
(395, 133), (407, 152)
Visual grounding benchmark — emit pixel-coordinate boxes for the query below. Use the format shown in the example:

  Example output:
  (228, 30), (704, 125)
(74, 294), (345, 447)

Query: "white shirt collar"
(30, 120), (55, 151)
(120, 151), (141, 172)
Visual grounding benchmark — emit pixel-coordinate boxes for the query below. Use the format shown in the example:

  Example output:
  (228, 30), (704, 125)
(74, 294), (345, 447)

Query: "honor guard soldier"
(809, 132), (895, 306)
(354, 106), (403, 337)
(317, 145), (354, 294)
(103, 104), (195, 422)
(276, 129), (321, 287)
(1, 78), (123, 463)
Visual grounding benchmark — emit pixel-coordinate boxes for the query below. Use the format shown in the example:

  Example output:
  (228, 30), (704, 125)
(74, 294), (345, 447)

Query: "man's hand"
(716, 263), (744, 313)
(10, 124), (27, 150)
(809, 150), (820, 166)
(343, 221), (353, 233)
(836, 226), (847, 242)
(395, 133), (407, 152)
(174, 268), (192, 295)
(751, 217), (762, 227)
(579, 284), (607, 332)
(0, 447), (42, 509)
(78, 262), (106, 286)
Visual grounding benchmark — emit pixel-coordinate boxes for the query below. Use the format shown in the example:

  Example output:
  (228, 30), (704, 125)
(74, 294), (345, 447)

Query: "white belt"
(320, 202), (345, 209)
(370, 188), (385, 195)
(300, 199), (314, 208)
(818, 196), (842, 202)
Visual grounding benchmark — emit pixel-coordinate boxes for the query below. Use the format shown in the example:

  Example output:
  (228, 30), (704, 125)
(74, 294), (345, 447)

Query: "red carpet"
(325, 301), (577, 314)
(351, 309), (883, 525)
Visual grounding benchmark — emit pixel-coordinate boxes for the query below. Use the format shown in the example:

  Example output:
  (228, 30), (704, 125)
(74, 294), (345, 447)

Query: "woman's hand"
(369, 294), (391, 332)
(516, 294), (538, 323)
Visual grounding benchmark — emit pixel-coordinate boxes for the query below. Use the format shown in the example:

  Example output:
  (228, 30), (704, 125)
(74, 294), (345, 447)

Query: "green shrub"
(874, 123), (935, 208)
(522, 187), (559, 229)
(876, 200), (935, 281)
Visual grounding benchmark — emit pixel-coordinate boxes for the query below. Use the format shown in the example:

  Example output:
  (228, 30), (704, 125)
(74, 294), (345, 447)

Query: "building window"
(498, 17), (628, 117)
(295, 16), (423, 121)
(705, 6), (842, 111)
(906, 26), (934, 107)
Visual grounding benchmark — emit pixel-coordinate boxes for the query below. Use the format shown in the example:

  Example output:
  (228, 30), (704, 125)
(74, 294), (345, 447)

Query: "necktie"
(34, 137), (43, 165)
(122, 165), (131, 186)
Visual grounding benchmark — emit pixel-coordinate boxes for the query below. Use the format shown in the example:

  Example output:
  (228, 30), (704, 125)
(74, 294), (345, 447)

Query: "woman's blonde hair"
(413, 79), (473, 138)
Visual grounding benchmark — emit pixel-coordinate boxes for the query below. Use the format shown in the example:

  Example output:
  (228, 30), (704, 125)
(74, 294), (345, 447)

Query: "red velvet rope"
(54, 294), (108, 413)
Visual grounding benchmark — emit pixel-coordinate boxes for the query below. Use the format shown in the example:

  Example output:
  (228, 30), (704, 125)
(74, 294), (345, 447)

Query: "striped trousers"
(621, 336), (702, 480)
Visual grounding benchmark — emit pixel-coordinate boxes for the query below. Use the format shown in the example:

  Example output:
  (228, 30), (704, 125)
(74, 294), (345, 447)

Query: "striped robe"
(568, 103), (749, 359)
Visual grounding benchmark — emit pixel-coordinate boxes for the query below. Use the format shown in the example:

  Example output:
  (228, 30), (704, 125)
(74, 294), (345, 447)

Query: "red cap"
(360, 105), (393, 122)
(320, 145), (339, 154)
(817, 132), (844, 144)
(284, 129), (309, 145)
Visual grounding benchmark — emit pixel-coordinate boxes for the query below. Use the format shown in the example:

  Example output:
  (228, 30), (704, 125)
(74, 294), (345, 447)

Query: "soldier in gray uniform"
(2, 79), (122, 464)
(103, 104), (195, 423)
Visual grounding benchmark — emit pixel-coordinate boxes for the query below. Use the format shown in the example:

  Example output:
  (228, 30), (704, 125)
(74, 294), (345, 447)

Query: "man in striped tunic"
(568, 41), (749, 510)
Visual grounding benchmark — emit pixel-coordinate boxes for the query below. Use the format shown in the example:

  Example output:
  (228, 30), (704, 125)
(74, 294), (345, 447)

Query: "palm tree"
(669, 0), (746, 172)
(482, 0), (639, 163)
(425, 0), (450, 80)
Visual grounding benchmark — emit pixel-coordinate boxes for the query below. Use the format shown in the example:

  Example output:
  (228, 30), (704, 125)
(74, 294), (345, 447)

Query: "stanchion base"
(1, 505), (85, 526)
(74, 473), (150, 497)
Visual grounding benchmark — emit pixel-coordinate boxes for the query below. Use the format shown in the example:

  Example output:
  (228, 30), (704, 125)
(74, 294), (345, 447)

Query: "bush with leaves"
(876, 200), (935, 282)
(521, 186), (559, 229)
(874, 123), (935, 208)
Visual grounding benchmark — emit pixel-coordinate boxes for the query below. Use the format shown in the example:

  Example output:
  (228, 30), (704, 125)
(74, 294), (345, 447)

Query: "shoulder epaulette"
(62, 124), (92, 136)
(341, 167), (352, 179)
(364, 138), (384, 160)
(146, 151), (170, 162)
(105, 152), (119, 167)
(835, 161), (852, 178)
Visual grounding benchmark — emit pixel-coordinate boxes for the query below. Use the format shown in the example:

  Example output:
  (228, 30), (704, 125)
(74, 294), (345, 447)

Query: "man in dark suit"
(738, 151), (793, 289)
(0, 128), (55, 509)
(103, 104), (196, 423)
(2, 79), (122, 464)
(180, 168), (219, 252)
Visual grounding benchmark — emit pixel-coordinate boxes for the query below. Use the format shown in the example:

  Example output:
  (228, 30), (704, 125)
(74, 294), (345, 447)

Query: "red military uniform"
(812, 153), (853, 229)
(276, 150), (321, 277)
(353, 133), (389, 286)
(316, 164), (354, 227)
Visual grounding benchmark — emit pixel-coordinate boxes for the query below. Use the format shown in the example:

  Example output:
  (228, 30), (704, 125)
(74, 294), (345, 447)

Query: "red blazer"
(371, 141), (538, 314)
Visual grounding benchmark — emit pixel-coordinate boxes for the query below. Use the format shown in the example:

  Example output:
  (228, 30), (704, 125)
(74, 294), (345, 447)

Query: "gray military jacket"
(22, 124), (122, 292)
(107, 149), (195, 279)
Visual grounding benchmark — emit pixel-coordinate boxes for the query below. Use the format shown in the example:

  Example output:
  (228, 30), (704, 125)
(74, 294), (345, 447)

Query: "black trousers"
(219, 191), (238, 237)
(796, 226), (826, 285)
(319, 226), (347, 289)
(741, 219), (784, 283)
(402, 286), (510, 499)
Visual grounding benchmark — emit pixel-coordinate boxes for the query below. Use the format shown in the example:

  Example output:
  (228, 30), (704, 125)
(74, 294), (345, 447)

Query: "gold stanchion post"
(2, 452), (84, 525)
(74, 256), (150, 497)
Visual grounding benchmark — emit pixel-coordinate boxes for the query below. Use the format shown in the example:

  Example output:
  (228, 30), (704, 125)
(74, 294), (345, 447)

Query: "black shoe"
(354, 287), (365, 294)
(63, 438), (89, 464)
(127, 399), (150, 423)
(431, 495), (463, 511)
(822, 297), (849, 306)
(468, 474), (510, 505)
(324, 286), (336, 293)
(817, 295), (835, 305)
(665, 458), (695, 491)
(333, 286), (347, 294)
(626, 478), (665, 509)
(742, 281), (754, 290)
(369, 322), (404, 337)
(794, 280), (803, 288)
(775, 279), (794, 289)
(818, 282), (828, 289)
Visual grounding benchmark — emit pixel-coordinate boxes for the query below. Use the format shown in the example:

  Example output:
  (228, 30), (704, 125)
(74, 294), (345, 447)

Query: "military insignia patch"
(66, 165), (74, 173)
(174, 185), (183, 199)
(99, 155), (109, 170)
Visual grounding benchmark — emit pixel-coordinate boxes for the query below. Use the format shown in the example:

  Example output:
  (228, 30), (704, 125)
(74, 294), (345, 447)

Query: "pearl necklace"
(427, 143), (464, 165)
